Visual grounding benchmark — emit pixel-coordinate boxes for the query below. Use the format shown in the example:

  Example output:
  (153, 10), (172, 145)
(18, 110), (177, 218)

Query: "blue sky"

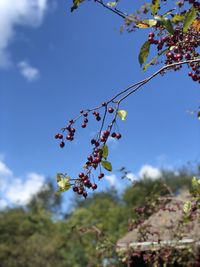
(0, 0), (199, 210)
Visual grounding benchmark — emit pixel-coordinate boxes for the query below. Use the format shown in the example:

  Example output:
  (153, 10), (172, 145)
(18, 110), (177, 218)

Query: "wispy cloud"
(18, 61), (40, 81)
(0, 0), (48, 67)
(0, 159), (45, 207)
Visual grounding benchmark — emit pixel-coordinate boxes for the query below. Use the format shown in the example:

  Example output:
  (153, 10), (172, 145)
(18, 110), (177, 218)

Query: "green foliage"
(0, 170), (198, 266)
(183, 200), (192, 214)
(107, 1), (117, 8)
(101, 144), (109, 159)
(151, 0), (160, 16)
(56, 173), (71, 192)
(161, 18), (174, 35)
(101, 160), (112, 171)
(143, 49), (167, 71)
(138, 41), (150, 66)
(117, 110), (128, 121)
(28, 182), (62, 214)
(183, 7), (197, 33)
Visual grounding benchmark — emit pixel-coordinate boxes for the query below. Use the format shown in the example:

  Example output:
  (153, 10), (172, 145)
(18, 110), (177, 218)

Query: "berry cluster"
(55, 103), (123, 197)
(148, 25), (200, 81)
(56, 0), (199, 197)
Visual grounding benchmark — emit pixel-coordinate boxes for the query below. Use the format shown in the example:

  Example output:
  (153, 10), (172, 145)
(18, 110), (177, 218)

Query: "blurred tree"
(0, 170), (197, 267)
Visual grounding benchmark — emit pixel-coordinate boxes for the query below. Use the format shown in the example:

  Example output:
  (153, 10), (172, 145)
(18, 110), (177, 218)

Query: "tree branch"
(62, 58), (200, 128)
(112, 58), (200, 104)
(95, 0), (127, 19)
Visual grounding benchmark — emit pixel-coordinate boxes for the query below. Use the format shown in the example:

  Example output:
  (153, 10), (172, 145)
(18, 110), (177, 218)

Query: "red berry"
(55, 133), (59, 139)
(96, 116), (101, 121)
(185, 53), (191, 60)
(148, 37), (154, 44)
(78, 188), (83, 195)
(104, 130), (110, 137)
(148, 32), (154, 38)
(100, 137), (106, 142)
(73, 186), (78, 192)
(82, 123), (87, 128)
(83, 192), (88, 198)
(91, 139), (96, 145)
(108, 107), (114, 113)
(79, 172), (85, 178)
(87, 155), (93, 161)
(116, 133), (122, 139)
(92, 183), (97, 190)
(98, 173), (104, 179)
(111, 132), (116, 138)
(60, 141), (65, 148)
(166, 52), (173, 59)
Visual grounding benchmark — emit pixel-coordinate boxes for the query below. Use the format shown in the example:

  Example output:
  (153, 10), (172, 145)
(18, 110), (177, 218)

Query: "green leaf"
(143, 55), (159, 71)
(151, 0), (160, 16)
(183, 201), (192, 214)
(102, 144), (108, 159)
(101, 160), (112, 172)
(57, 175), (71, 192)
(192, 176), (199, 189)
(56, 173), (63, 182)
(171, 14), (185, 23)
(138, 41), (150, 66)
(161, 18), (174, 35)
(117, 110), (128, 121)
(143, 49), (168, 71)
(183, 7), (197, 33)
(107, 1), (116, 8)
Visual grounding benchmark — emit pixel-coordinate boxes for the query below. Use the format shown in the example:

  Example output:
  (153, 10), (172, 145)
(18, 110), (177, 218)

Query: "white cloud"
(0, 0), (48, 67)
(0, 159), (45, 208)
(126, 172), (136, 182)
(18, 61), (40, 81)
(0, 161), (13, 177)
(138, 164), (162, 180)
(105, 174), (117, 187)
(6, 172), (45, 205)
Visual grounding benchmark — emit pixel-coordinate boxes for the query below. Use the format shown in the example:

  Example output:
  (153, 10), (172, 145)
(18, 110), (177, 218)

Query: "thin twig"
(117, 58), (200, 103)
(95, 0), (127, 19)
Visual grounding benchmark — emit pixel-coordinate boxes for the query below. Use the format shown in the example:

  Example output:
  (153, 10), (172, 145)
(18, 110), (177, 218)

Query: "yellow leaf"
(136, 23), (150, 28)
(191, 19), (200, 31)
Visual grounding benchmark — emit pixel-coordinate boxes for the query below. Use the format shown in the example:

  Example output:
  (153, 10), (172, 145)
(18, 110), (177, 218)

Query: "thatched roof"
(117, 190), (200, 251)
